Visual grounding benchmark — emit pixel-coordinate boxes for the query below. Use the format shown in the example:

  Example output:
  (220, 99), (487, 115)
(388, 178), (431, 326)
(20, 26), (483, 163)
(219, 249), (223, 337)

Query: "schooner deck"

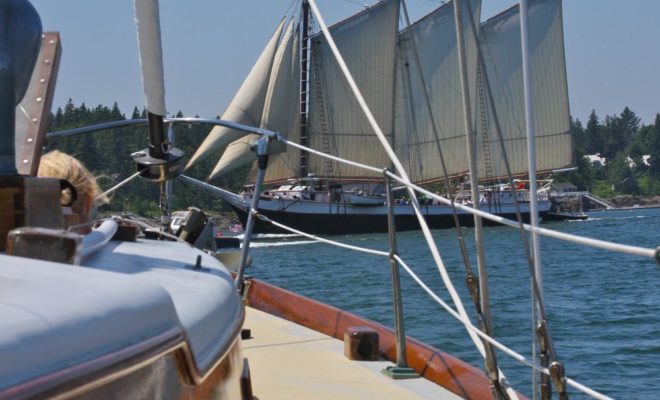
(243, 307), (462, 399)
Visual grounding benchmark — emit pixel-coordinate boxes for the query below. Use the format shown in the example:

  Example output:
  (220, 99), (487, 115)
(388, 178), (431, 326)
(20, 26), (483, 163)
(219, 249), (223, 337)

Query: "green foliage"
(566, 107), (659, 196)
(45, 100), (241, 217)
(649, 114), (660, 178)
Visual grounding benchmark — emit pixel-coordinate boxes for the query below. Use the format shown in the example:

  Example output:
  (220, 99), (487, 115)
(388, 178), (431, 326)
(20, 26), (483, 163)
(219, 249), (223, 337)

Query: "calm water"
(247, 208), (660, 399)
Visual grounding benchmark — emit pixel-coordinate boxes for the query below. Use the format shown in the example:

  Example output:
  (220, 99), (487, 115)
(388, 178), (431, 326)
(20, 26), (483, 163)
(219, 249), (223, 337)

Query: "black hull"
(230, 205), (541, 235)
(543, 212), (588, 221)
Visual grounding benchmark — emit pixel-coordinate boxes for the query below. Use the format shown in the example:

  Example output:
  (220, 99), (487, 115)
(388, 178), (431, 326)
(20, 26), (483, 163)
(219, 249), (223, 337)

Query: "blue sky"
(30, 0), (660, 125)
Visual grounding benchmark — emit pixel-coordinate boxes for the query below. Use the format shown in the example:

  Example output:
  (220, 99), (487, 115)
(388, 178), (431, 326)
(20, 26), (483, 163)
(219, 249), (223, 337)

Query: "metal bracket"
(549, 361), (568, 400)
(241, 279), (253, 305)
(381, 365), (419, 380)
(465, 273), (480, 309)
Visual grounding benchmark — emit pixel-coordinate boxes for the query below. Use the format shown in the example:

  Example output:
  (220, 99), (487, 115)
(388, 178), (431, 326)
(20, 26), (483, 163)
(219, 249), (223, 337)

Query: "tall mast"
(520, 0), (543, 297)
(454, 0), (490, 320)
(299, 0), (310, 178)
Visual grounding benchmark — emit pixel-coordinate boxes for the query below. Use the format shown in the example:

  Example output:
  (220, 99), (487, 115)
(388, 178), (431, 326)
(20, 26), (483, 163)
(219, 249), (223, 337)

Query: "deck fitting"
(381, 365), (420, 380)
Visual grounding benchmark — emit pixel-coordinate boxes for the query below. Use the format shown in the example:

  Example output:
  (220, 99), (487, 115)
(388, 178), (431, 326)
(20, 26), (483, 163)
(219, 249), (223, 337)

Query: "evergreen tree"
(63, 98), (75, 118)
(620, 107), (640, 136)
(609, 153), (639, 194)
(650, 114), (660, 177)
(571, 117), (587, 155)
(585, 110), (603, 155)
(111, 102), (123, 119)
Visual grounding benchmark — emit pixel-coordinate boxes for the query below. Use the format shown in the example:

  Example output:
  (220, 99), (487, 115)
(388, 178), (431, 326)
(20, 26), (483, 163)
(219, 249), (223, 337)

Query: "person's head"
(37, 150), (108, 221)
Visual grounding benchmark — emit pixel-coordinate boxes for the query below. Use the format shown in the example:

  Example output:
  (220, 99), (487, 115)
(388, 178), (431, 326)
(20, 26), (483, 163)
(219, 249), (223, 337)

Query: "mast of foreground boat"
(454, 1), (507, 398)
(133, 0), (184, 232)
(519, 1), (541, 396)
(520, 1), (567, 399)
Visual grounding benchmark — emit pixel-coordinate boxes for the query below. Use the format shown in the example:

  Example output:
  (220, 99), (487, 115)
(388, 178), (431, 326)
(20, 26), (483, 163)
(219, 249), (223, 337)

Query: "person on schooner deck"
(37, 150), (107, 228)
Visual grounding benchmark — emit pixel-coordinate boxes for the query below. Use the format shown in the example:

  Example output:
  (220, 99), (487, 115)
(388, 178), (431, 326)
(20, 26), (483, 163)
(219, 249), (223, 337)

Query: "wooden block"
(112, 219), (140, 242)
(6, 227), (81, 264)
(344, 326), (379, 361)
(0, 175), (63, 250)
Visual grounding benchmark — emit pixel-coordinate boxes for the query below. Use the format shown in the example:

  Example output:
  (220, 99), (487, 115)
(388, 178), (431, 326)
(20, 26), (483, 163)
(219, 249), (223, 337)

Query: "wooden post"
(0, 176), (63, 250)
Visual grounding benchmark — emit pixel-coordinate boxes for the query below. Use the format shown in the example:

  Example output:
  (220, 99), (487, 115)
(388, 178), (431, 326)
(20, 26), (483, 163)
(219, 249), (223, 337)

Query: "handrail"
(45, 117), (282, 140)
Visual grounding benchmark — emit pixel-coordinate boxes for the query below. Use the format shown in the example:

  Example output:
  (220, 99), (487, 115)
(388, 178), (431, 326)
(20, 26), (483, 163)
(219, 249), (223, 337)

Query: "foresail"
(263, 26), (302, 183)
(209, 21), (299, 180)
(477, 0), (572, 178)
(186, 19), (285, 172)
(306, 0), (400, 180)
(394, 0), (481, 183)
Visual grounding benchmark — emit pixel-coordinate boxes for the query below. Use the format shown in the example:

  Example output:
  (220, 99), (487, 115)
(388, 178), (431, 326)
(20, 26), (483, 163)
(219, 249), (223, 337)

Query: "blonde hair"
(38, 150), (108, 216)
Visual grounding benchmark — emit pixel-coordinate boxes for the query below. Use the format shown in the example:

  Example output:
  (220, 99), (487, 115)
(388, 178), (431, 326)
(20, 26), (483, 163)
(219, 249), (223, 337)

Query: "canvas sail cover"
(186, 19), (285, 171)
(306, 0), (400, 180)
(394, 0), (481, 183)
(476, 0), (572, 178)
(209, 21), (299, 180)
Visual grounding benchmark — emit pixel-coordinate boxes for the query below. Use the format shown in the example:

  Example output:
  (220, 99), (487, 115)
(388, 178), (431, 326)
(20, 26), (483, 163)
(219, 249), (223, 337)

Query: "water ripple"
(249, 208), (660, 399)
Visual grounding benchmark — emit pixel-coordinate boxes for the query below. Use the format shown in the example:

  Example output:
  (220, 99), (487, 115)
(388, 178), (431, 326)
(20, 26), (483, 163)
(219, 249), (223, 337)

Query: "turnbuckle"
(549, 361), (569, 400)
(465, 273), (480, 310)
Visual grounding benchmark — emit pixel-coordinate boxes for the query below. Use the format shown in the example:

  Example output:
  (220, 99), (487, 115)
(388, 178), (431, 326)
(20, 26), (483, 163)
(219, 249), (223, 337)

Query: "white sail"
(186, 19), (285, 171)
(306, 0), (401, 179)
(394, 0), (481, 183)
(263, 28), (302, 183)
(476, 0), (572, 177)
(209, 21), (299, 180)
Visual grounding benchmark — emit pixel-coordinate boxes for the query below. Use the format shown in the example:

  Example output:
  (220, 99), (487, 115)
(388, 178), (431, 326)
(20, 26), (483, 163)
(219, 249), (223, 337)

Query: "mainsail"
(196, 0), (572, 187)
(186, 19), (285, 171)
(209, 21), (300, 180)
(394, 0), (481, 183)
(476, 0), (572, 178)
(305, 0), (401, 180)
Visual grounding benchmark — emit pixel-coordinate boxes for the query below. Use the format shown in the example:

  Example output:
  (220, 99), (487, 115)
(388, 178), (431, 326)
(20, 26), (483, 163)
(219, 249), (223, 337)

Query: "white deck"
(243, 307), (462, 400)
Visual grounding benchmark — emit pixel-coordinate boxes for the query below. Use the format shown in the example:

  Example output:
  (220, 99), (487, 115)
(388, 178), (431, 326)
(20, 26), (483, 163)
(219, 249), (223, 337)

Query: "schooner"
(187, 0), (572, 234)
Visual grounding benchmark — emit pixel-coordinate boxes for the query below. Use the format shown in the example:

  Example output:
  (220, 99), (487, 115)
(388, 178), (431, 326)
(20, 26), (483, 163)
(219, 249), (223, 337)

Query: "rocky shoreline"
(552, 194), (660, 212)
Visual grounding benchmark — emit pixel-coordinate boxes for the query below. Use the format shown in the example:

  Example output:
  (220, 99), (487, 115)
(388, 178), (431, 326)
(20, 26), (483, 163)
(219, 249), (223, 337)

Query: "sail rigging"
(194, 0), (572, 187)
(186, 19), (285, 171)
(394, 0), (481, 183)
(305, 0), (400, 180)
(477, 0), (572, 178)
(209, 21), (300, 180)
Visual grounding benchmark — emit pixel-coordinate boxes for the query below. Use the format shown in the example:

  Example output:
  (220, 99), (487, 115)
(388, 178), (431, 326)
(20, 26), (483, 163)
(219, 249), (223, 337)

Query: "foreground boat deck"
(243, 307), (462, 399)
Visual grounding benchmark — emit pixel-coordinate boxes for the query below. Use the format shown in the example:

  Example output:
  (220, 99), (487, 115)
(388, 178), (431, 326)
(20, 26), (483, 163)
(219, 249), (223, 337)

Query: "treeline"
(45, 99), (247, 217)
(45, 100), (660, 215)
(557, 107), (660, 196)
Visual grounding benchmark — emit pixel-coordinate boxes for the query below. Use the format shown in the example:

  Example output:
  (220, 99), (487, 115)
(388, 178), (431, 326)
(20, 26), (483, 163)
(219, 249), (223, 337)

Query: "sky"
(29, 0), (660, 125)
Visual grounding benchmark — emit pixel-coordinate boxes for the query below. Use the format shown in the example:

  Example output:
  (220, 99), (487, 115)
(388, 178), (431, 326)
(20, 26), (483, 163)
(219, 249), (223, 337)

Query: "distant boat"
(543, 211), (588, 221)
(189, 0), (571, 235)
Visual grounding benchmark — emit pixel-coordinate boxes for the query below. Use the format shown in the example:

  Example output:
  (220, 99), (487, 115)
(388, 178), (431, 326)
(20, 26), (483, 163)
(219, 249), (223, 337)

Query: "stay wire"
(241, 206), (613, 400)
